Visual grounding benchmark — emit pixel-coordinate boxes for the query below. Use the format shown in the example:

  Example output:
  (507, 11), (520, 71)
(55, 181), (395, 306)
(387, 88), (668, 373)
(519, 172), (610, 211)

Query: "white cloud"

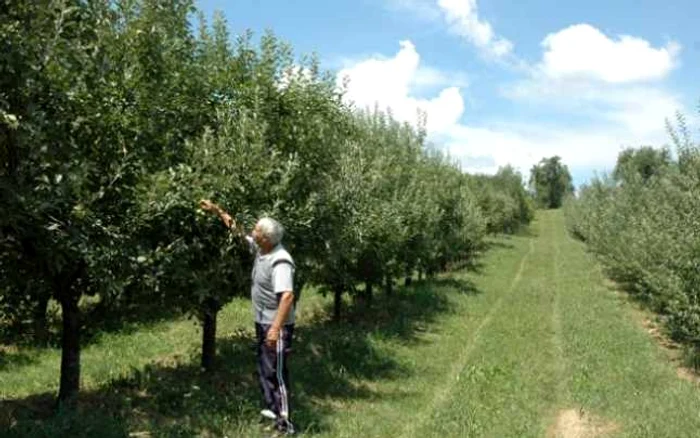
(442, 120), (675, 179)
(539, 24), (680, 83)
(436, 0), (513, 58)
(492, 84), (685, 182)
(503, 80), (684, 137)
(337, 40), (465, 134)
(336, 35), (688, 187)
(598, 88), (683, 137)
(484, 23), (687, 180)
(412, 66), (470, 90)
(386, 0), (513, 59)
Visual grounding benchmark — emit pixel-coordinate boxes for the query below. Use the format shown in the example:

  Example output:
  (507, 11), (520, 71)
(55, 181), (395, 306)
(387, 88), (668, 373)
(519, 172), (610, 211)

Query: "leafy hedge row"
(0, 0), (533, 402)
(565, 113), (700, 361)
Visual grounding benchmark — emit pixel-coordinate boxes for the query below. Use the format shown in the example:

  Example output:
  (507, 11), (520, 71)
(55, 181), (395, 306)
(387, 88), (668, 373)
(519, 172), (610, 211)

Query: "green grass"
(2, 210), (700, 437)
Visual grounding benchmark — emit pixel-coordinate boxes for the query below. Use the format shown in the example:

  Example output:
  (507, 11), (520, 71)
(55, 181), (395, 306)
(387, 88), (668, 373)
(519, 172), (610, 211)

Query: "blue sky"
(194, 0), (700, 187)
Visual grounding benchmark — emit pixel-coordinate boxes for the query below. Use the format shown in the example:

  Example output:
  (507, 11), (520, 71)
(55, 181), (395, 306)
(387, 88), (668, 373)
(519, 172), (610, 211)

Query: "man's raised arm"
(199, 199), (246, 238)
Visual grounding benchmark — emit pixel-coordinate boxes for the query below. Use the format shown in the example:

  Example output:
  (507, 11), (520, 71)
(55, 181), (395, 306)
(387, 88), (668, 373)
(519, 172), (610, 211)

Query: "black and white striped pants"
(255, 323), (295, 430)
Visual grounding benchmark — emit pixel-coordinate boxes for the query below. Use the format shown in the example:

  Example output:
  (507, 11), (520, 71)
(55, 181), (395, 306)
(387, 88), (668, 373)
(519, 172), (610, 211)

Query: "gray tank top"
(250, 242), (296, 324)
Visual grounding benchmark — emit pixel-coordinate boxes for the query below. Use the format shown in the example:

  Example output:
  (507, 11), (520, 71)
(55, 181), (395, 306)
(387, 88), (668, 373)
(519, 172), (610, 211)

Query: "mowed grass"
(2, 210), (700, 437)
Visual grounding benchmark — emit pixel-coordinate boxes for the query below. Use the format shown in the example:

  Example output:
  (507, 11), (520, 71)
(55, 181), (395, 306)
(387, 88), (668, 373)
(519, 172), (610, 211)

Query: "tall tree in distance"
(613, 146), (672, 185)
(529, 156), (574, 209)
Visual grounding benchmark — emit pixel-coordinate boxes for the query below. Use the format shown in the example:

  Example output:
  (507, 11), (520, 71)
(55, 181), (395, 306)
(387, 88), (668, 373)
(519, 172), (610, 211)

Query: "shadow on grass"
(483, 238), (515, 252)
(0, 299), (195, 373)
(0, 347), (39, 371)
(513, 225), (538, 238)
(1, 279), (479, 437)
(448, 257), (488, 276)
(427, 277), (481, 296)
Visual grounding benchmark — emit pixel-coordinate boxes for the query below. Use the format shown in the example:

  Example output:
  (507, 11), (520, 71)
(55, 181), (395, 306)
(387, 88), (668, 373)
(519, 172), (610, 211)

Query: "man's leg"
(256, 323), (276, 416)
(274, 324), (295, 433)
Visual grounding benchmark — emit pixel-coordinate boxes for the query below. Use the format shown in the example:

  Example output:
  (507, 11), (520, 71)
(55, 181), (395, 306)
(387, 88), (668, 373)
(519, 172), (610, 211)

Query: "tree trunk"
(334, 288), (342, 322)
(404, 275), (412, 287)
(201, 308), (217, 372)
(58, 295), (80, 404)
(365, 281), (373, 306)
(418, 269), (423, 281)
(33, 294), (50, 344)
(2, 122), (18, 178)
(201, 298), (220, 372)
(385, 275), (393, 296)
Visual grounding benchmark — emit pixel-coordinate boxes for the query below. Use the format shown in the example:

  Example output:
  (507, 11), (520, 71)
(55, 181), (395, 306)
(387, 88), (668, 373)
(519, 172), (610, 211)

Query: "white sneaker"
(261, 409), (277, 421)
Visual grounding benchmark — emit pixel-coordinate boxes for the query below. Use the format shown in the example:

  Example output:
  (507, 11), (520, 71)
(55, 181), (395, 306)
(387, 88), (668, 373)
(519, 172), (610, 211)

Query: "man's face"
(252, 223), (268, 248)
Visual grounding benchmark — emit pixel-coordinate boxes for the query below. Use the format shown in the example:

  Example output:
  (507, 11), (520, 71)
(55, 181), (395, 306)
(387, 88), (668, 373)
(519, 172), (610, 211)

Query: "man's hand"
(266, 292), (294, 348)
(199, 199), (217, 212)
(265, 326), (280, 349)
(199, 199), (233, 229)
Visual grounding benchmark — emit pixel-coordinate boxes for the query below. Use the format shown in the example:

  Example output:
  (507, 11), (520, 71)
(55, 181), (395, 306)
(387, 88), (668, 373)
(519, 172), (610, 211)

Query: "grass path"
(2, 210), (700, 437)
(306, 210), (700, 438)
(397, 239), (535, 438)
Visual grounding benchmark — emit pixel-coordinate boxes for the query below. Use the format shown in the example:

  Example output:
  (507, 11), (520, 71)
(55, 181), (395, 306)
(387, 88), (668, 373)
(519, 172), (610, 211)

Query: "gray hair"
(256, 217), (284, 246)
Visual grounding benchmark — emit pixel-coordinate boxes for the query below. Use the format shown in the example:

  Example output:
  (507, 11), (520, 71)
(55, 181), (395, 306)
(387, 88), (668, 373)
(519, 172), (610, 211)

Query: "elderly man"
(199, 200), (297, 436)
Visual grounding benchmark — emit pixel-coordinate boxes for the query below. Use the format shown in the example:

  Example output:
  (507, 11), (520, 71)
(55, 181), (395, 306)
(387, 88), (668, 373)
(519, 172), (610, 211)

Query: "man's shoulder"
(271, 246), (294, 266)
